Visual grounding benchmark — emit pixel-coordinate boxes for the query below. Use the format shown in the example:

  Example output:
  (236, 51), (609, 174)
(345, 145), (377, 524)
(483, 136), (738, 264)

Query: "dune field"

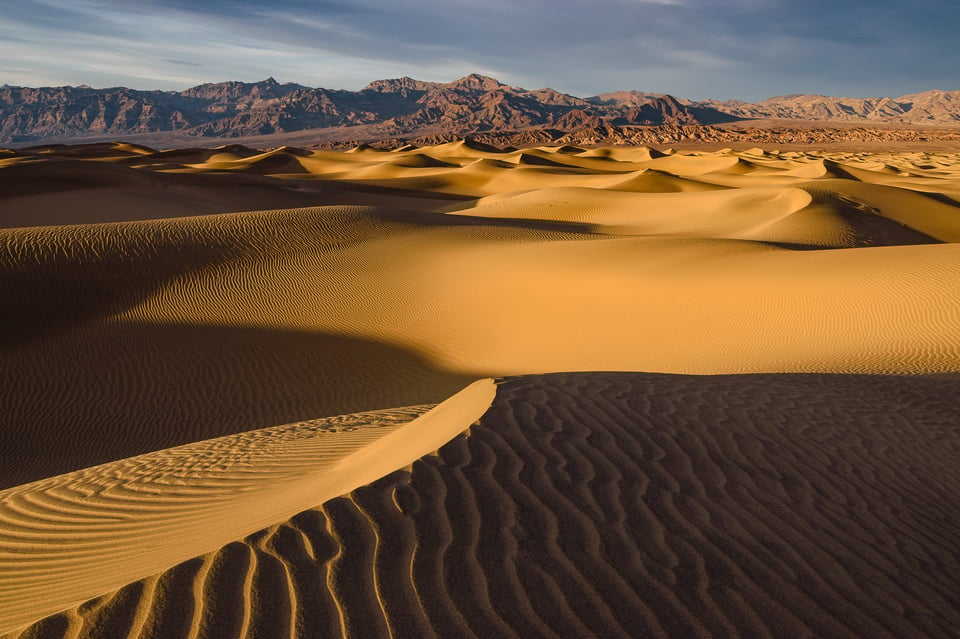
(1, 140), (959, 637)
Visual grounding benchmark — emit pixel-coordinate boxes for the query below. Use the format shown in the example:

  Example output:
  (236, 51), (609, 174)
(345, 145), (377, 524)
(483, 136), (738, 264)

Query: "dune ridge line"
(0, 378), (495, 634)
(9, 372), (960, 638)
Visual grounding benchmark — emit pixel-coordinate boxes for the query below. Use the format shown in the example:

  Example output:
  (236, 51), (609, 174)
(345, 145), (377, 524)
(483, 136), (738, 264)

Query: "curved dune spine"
(0, 380), (495, 634)
(8, 373), (960, 638)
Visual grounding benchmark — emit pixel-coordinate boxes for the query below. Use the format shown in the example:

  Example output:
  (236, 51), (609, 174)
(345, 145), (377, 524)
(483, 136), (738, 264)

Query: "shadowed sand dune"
(2, 143), (960, 637)
(5, 195), (960, 485)
(7, 373), (959, 638)
(0, 325), (476, 488)
(0, 379), (495, 633)
(0, 147), (473, 228)
(3, 144), (960, 479)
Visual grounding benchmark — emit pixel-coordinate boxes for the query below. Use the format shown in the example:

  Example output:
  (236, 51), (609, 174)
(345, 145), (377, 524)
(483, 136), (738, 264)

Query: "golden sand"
(1, 142), (959, 636)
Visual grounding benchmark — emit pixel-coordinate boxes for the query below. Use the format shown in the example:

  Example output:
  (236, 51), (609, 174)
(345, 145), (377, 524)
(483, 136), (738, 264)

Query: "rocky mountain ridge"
(694, 90), (960, 124)
(0, 74), (732, 144)
(1, 74), (957, 145)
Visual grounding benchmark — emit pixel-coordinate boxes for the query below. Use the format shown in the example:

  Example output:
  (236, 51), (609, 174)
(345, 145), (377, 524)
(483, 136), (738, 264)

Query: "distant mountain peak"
(362, 76), (438, 93)
(1, 75), (958, 145)
(447, 74), (506, 92)
(700, 90), (960, 124)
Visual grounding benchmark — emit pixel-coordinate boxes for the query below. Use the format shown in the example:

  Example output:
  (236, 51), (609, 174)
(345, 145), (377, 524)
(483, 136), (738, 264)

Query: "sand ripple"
(0, 380), (495, 633)
(11, 373), (959, 638)
(3, 144), (960, 637)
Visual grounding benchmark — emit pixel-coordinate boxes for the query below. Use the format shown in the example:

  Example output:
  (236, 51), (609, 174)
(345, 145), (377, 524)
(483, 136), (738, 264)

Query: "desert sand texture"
(7, 373), (960, 638)
(1, 141), (960, 637)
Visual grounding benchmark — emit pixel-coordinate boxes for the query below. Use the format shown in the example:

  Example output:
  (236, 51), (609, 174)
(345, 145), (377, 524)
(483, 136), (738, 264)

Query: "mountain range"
(1, 74), (958, 145)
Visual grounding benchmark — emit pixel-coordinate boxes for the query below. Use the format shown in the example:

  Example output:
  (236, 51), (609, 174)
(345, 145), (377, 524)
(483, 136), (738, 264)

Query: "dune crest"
(9, 373), (960, 638)
(0, 379), (495, 633)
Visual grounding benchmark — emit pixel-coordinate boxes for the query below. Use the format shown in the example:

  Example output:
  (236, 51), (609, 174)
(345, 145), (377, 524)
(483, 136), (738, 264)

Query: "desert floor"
(1, 141), (959, 637)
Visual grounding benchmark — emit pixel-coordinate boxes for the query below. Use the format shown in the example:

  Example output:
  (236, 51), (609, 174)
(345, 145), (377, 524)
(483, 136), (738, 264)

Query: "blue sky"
(1, 0), (958, 101)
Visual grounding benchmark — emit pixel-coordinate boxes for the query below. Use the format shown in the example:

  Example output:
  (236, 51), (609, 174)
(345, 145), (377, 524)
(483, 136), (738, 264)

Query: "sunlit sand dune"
(6, 373), (960, 638)
(2, 142), (960, 636)
(0, 380), (494, 633)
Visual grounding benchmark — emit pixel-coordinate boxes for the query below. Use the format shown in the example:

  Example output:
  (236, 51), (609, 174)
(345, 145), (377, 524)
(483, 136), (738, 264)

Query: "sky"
(1, 0), (958, 101)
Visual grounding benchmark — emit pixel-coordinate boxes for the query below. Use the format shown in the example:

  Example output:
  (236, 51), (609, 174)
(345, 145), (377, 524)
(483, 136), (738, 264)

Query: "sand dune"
(2, 142), (960, 636)
(463, 185), (816, 241)
(0, 145), (474, 228)
(8, 373), (960, 638)
(0, 206), (484, 486)
(0, 379), (494, 633)
(3, 143), (960, 479)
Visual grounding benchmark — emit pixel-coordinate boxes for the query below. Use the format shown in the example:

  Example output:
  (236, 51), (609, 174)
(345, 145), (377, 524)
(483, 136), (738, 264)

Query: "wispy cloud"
(0, 0), (957, 99)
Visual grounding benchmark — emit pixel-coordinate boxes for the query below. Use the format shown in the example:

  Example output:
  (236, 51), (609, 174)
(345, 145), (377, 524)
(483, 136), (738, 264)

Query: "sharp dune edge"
(2, 142), (960, 637)
(0, 380), (495, 633)
(6, 374), (960, 638)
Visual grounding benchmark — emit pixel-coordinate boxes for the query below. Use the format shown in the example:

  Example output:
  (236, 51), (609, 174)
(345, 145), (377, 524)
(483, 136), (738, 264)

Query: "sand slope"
(0, 380), (494, 633)
(9, 373), (960, 638)
(4, 144), (960, 486)
(2, 143), (960, 637)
